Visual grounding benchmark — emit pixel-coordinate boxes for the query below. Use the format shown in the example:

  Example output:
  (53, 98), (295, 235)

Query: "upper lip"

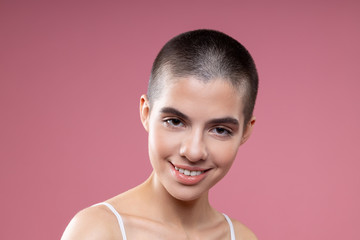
(171, 162), (211, 172)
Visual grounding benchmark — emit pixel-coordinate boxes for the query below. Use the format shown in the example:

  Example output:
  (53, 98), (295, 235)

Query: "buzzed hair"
(147, 29), (258, 125)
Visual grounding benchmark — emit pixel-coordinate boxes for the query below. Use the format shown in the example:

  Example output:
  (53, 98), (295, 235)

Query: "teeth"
(174, 166), (204, 176)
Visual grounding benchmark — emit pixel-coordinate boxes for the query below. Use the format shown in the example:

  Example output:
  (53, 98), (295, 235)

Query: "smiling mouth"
(174, 166), (204, 176)
(171, 162), (211, 176)
(170, 162), (211, 185)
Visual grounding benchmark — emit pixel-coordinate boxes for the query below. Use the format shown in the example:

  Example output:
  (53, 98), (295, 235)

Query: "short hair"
(147, 29), (258, 125)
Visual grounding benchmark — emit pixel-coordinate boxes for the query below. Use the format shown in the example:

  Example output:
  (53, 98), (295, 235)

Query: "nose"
(179, 128), (208, 162)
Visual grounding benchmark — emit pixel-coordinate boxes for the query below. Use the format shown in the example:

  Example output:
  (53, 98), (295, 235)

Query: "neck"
(139, 172), (215, 228)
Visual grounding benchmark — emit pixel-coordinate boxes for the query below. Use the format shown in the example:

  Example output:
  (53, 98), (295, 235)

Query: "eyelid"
(163, 116), (184, 122)
(163, 117), (186, 128)
(162, 113), (188, 122)
(209, 126), (234, 137)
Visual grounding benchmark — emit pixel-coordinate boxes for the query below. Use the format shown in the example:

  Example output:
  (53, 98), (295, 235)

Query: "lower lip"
(170, 164), (207, 185)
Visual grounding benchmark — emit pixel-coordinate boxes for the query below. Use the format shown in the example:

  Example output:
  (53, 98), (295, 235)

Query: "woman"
(62, 29), (258, 240)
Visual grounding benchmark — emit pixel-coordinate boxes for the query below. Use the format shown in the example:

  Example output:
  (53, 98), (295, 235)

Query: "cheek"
(208, 140), (239, 169)
(148, 123), (178, 162)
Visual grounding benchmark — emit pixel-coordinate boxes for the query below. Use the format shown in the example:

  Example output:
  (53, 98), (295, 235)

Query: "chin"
(165, 184), (208, 202)
(173, 193), (200, 202)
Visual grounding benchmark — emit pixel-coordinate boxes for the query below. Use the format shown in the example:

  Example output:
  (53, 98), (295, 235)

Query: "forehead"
(152, 77), (246, 122)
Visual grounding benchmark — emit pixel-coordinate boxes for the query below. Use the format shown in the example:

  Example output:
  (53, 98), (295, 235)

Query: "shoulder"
(231, 218), (258, 240)
(61, 203), (122, 240)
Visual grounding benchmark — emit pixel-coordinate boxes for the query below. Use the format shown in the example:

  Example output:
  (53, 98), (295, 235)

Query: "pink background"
(1, 1), (359, 239)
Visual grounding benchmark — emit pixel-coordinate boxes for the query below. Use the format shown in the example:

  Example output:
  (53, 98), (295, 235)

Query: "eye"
(210, 127), (232, 137)
(163, 118), (185, 128)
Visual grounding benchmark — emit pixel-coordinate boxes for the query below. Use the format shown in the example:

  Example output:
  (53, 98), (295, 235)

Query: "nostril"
(179, 132), (208, 162)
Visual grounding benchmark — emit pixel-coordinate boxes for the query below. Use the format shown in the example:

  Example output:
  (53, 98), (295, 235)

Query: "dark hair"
(147, 29), (258, 125)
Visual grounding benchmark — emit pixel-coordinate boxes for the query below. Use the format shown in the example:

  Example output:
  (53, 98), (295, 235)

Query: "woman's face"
(140, 77), (254, 201)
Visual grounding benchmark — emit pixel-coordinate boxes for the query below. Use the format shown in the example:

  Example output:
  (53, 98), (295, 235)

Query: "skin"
(62, 77), (257, 240)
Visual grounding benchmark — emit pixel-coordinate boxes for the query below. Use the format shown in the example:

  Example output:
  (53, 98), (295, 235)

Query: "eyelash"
(163, 118), (185, 128)
(210, 127), (233, 137)
(163, 118), (233, 137)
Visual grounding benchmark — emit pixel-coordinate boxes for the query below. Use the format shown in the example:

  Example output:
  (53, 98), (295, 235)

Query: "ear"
(140, 94), (150, 132)
(240, 116), (256, 145)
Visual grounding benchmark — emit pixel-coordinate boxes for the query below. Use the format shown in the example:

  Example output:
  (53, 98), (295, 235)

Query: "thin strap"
(94, 202), (127, 240)
(223, 213), (236, 240)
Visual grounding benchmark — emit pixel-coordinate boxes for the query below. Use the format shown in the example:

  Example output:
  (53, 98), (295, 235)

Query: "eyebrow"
(206, 117), (239, 126)
(160, 107), (239, 127)
(160, 107), (189, 120)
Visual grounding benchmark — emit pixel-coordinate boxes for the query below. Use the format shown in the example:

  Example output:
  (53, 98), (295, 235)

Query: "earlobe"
(240, 116), (256, 145)
(140, 94), (150, 132)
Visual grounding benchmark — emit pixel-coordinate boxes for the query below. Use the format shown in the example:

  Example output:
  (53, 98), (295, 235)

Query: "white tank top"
(95, 202), (236, 240)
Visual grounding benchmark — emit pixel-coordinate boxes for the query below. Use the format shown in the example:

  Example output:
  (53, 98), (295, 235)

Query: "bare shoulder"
(61, 204), (121, 240)
(231, 218), (258, 240)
